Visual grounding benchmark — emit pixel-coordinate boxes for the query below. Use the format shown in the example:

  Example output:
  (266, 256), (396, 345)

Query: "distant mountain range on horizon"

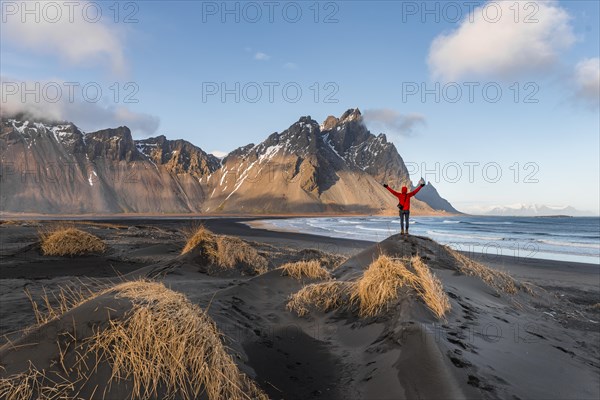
(0, 108), (460, 215)
(471, 204), (596, 217)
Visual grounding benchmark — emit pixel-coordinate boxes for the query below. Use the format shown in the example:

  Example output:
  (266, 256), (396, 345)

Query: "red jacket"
(385, 185), (423, 210)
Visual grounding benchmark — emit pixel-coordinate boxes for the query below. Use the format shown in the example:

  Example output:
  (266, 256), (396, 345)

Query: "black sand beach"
(1, 218), (598, 399)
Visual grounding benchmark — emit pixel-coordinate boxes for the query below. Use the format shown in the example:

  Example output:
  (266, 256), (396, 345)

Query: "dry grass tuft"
(590, 303), (600, 311)
(39, 226), (106, 256)
(350, 255), (418, 318)
(410, 256), (451, 319)
(0, 363), (76, 400)
(182, 226), (268, 274)
(181, 225), (214, 255)
(287, 255), (451, 319)
(25, 281), (100, 327)
(280, 260), (331, 280)
(85, 281), (267, 400)
(286, 281), (353, 317)
(2, 281), (268, 400)
(214, 236), (268, 274)
(446, 247), (521, 294)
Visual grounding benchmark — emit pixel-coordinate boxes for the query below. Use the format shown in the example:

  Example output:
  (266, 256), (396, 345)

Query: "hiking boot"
(405, 231), (409, 235)
(400, 229), (405, 235)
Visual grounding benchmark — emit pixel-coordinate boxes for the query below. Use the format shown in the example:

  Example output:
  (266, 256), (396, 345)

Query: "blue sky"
(1, 0), (599, 213)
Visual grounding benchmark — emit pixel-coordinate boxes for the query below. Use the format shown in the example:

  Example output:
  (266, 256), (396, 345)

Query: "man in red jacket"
(383, 182), (425, 235)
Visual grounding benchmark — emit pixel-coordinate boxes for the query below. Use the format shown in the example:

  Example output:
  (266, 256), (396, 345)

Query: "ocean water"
(252, 216), (600, 265)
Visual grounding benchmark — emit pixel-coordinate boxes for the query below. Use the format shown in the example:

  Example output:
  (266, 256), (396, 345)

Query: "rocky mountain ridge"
(0, 109), (458, 215)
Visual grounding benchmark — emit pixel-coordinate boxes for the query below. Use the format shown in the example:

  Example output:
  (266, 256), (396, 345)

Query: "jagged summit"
(320, 108), (362, 131)
(320, 115), (338, 131)
(339, 107), (362, 123)
(314, 109), (410, 190)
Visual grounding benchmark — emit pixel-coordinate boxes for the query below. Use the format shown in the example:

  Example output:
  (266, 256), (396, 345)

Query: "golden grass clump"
(39, 227), (106, 256)
(280, 260), (331, 280)
(446, 247), (520, 294)
(286, 281), (353, 317)
(182, 226), (268, 274)
(350, 255), (419, 318)
(287, 255), (451, 320)
(181, 225), (214, 255)
(215, 236), (268, 274)
(410, 256), (451, 319)
(2, 281), (268, 400)
(86, 281), (267, 400)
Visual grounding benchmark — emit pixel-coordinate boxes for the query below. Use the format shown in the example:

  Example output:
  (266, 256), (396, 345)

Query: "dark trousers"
(400, 210), (410, 231)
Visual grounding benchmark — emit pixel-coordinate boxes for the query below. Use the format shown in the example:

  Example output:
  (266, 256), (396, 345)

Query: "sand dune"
(1, 220), (598, 399)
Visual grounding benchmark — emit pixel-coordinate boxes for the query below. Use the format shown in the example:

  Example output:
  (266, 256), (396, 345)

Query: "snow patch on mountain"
(321, 133), (343, 159)
(135, 142), (157, 157)
(258, 144), (283, 164)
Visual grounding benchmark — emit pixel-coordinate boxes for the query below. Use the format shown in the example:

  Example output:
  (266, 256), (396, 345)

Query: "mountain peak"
(320, 115), (339, 131)
(288, 116), (319, 138)
(320, 108), (362, 132)
(376, 133), (388, 142)
(295, 115), (319, 127)
(339, 108), (362, 123)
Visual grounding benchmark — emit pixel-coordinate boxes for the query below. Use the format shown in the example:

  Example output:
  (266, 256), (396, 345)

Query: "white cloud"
(428, 1), (575, 81)
(573, 57), (600, 107)
(1, 77), (159, 136)
(111, 107), (160, 137)
(283, 62), (298, 70)
(254, 52), (271, 61)
(1, 1), (127, 75)
(363, 108), (426, 137)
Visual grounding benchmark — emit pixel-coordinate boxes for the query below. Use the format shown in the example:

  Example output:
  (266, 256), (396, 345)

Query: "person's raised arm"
(409, 183), (426, 197)
(383, 183), (400, 196)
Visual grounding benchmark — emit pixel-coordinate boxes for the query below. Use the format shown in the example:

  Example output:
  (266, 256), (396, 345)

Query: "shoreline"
(243, 216), (600, 267)
(2, 215), (598, 289)
(2, 215), (597, 268)
(206, 218), (600, 292)
(236, 218), (599, 291)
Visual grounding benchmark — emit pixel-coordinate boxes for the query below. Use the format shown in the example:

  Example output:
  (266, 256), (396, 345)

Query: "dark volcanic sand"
(1, 218), (599, 399)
